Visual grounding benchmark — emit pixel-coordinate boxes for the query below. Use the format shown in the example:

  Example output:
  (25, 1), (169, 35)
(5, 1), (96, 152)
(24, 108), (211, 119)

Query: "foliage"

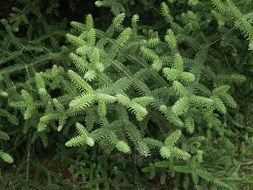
(0, 0), (253, 189)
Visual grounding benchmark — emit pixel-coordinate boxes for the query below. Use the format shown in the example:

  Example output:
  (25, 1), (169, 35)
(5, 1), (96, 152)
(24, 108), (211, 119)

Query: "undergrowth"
(0, 0), (253, 189)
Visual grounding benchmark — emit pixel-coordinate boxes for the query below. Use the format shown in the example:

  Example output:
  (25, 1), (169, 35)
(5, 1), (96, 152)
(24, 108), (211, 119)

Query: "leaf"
(0, 131), (10, 140)
(1, 152), (13, 164)
(249, 41), (253, 51)
(164, 130), (182, 146)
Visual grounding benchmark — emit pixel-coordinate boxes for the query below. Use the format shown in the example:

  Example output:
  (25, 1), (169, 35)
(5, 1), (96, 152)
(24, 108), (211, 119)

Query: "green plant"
(1, 0), (253, 189)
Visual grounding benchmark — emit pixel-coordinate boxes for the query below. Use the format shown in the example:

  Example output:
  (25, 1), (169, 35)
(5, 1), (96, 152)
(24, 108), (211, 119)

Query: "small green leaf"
(249, 41), (253, 51)
(1, 152), (13, 164)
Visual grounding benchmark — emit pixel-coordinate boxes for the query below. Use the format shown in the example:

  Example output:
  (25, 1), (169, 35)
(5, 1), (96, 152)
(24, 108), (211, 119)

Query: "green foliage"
(1, 0), (253, 189)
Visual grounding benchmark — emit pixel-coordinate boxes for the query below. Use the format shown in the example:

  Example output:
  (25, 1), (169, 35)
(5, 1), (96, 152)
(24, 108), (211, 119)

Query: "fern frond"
(160, 146), (171, 159)
(184, 115), (195, 134)
(165, 29), (177, 50)
(112, 13), (125, 28)
(141, 47), (159, 61)
(129, 103), (148, 121)
(211, 96), (227, 114)
(172, 81), (188, 97)
(163, 68), (181, 81)
(35, 73), (46, 96)
(161, 2), (173, 22)
(173, 53), (184, 70)
(116, 141), (131, 153)
(211, 0), (227, 14)
(164, 130), (182, 146)
(85, 14), (94, 30)
(65, 135), (86, 147)
(116, 27), (132, 46)
(68, 70), (93, 93)
(170, 147), (191, 160)
(172, 97), (190, 115)
(132, 96), (154, 107)
(220, 93), (237, 108)
(69, 94), (96, 109)
(0, 151), (13, 164)
(66, 33), (84, 46)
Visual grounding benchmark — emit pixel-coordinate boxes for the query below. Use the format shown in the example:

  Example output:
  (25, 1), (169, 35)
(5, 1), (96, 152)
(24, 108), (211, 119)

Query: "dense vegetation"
(0, 0), (253, 189)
